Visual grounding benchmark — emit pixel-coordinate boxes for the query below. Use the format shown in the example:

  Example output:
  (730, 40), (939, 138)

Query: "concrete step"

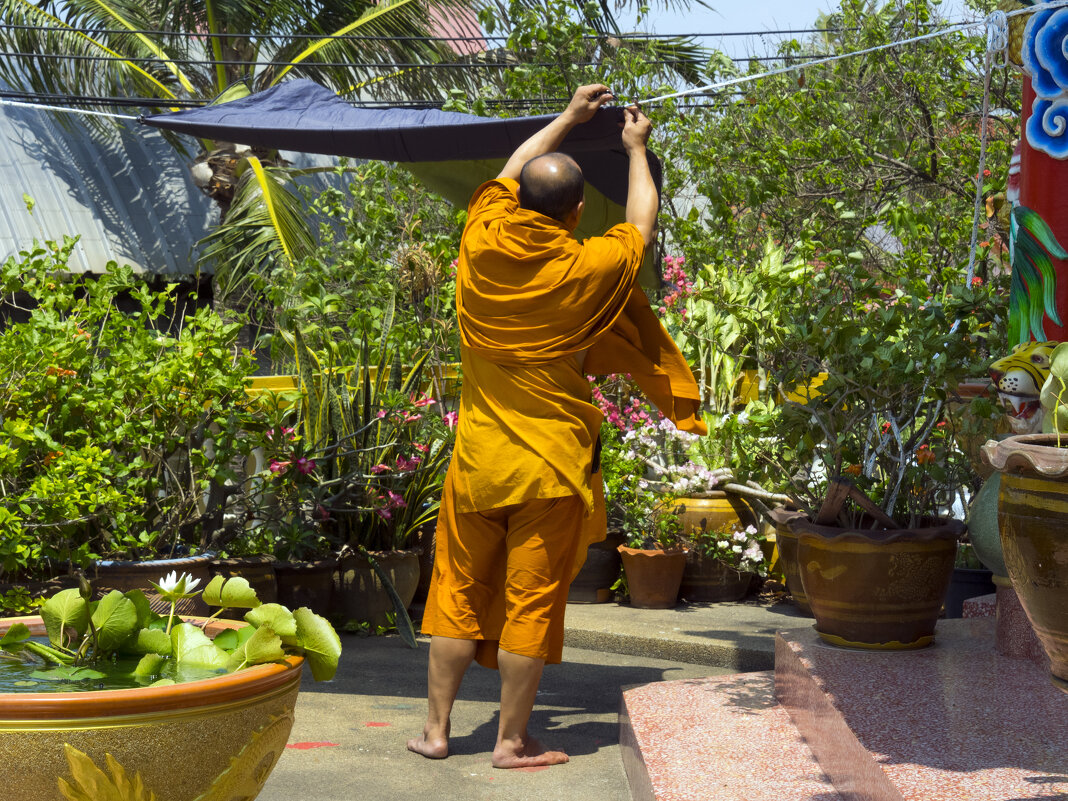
(620, 671), (840, 801)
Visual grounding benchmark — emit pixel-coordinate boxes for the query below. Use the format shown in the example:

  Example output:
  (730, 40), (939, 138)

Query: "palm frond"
(1010, 205), (1066, 344)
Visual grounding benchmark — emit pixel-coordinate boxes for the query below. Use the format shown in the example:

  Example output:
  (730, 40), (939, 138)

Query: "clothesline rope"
(0, 97), (137, 120)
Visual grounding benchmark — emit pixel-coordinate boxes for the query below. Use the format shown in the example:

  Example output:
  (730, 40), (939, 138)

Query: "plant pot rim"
(95, 554), (213, 568)
(617, 545), (688, 556)
(782, 514), (964, 544)
(982, 434), (1068, 477)
(0, 616), (303, 721)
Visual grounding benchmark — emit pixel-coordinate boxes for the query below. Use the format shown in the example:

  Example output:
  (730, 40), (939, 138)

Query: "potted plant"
(757, 238), (996, 649)
(284, 330), (452, 643)
(677, 519), (768, 602)
(598, 415), (687, 609)
(0, 571), (341, 801)
(982, 341), (1068, 691)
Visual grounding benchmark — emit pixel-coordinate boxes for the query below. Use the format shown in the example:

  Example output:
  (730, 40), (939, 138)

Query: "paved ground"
(259, 598), (813, 801)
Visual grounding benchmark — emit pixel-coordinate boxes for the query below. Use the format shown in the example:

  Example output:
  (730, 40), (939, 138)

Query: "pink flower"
(443, 411), (459, 429)
(413, 442), (429, 453)
(295, 457), (316, 475)
(269, 460), (290, 473)
(412, 394), (437, 408)
(376, 409), (388, 419)
(403, 412), (423, 423)
(371, 463), (392, 474)
(387, 490), (407, 508)
(971, 276), (984, 287)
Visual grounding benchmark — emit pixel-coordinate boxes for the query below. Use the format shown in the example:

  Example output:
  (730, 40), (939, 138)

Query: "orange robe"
(422, 178), (704, 666)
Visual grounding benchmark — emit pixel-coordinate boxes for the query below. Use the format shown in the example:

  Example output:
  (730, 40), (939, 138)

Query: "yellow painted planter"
(245, 364), (462, 411)
(0, 617), (302, 801)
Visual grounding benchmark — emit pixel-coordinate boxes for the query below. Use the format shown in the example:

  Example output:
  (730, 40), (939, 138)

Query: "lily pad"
(226, 624), (284, 672)
(134, 653), (169, 678)
(170, 623), (227, 669)
(30, 665), (106, 682)
(123, 589), (156, 630)
(202, 575), (260, 610)
(129, 628), (172, 657)
(41, 588), (89, 648)
(245, 604), (298, 645)
(91, 591), (139, 653)
(0, 622), (30, 649)
(294, 607), (342, 682)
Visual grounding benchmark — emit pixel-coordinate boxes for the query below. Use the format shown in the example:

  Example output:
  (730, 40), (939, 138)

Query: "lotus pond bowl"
(0, 616), (302, 801)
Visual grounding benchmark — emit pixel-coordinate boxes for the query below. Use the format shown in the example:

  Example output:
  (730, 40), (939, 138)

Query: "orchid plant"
(0, 572), (342, 686)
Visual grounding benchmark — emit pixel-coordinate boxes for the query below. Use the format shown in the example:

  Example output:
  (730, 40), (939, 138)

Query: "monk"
(408, 83), (705, 769)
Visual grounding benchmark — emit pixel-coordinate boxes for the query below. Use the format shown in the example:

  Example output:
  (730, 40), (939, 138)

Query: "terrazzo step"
(619, 671), (841, 801)
(775, 619), (1068, 801)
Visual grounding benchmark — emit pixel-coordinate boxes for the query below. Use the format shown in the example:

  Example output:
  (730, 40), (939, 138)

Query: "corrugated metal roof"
(0, 101), (217, 275)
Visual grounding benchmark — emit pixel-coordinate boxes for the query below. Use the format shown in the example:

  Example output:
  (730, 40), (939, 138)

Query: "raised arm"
(497, 83), (615, 182)
(621, 106), (657, 246)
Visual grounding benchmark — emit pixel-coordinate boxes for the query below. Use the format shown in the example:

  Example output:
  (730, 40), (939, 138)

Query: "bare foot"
(407, 724), (449, 759)
(492, 736), (569, 769)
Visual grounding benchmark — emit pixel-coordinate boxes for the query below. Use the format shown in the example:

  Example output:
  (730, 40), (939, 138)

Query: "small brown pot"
(983, 434), (1068, 691)
(569, 530), (626, 604)
(788, 515), (962, 650)
(93, 555), (213, 616)
(617, 545), (687, 609)
(334, 550), (421, 628)
(273, 559), (336, 616)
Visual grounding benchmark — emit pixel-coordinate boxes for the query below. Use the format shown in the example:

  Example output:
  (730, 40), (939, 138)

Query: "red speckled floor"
(621, 617), (1067, 801)
(621, 671), (839, 801)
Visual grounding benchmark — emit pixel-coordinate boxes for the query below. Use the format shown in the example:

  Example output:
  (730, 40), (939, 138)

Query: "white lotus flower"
(151, 570), (201, 602)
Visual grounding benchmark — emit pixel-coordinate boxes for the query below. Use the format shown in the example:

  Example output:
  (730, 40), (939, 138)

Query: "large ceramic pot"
(334, 549), (420, 628)
(0, 616), (302, 801)
(679, 554), (753, 602)
(93, 554), (213, 616)
(274, 559), (336, 616)
(768, 507), (812, 615)
(617, 546), (687, 609)
(983, 434), (1068, 691)
(676, 494), (759, 602)
(569, 530), (626, 603)
(786, 515), (962, 650)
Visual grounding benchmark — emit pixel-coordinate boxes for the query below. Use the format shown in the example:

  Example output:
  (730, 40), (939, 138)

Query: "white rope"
(0, 97), (137, 120)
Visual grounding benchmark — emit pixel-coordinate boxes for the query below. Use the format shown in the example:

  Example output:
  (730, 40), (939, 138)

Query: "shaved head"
(518, 153), (584, 223)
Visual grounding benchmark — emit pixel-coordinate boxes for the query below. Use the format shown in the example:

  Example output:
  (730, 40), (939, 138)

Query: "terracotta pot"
(788, 515), (962, 650)
(569, 530), (625, 604)
(983, 434), (1068, 691)
(0, 616), (301, 801)
(617, 545), (687, 609)
(334, 550), (421, 628)
(273, 559), (336, 616)
(210, 554), (278, 618)
(93, 555), (212, 616)
(768, 507), (812, 615)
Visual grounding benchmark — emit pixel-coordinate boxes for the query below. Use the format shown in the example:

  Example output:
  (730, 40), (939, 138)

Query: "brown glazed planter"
(677, 494), (759, 602)
(679, 553), (753, 602)
(93, 555), (213, 616)
(617, 545), (687, 609)
(788, 515), (962, 650)
(0, 616), (302, 801)
(768, 507), (813, 615)
(334, 549), (421, 628)
(274, 559), (336, 616)
(983, 434), (1068, 691)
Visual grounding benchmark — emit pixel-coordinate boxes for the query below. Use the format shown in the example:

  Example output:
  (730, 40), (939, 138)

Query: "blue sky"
(625, 0), (976, 57)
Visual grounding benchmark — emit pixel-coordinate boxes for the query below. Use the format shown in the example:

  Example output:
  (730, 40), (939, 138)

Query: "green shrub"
(0, 238), (262, 579)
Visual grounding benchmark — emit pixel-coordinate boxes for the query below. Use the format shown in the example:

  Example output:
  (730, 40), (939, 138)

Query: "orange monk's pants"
(421, 481), (594, 669)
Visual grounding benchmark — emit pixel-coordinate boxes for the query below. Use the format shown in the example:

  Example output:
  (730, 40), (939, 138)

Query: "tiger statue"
(989, 341), (1058, 434)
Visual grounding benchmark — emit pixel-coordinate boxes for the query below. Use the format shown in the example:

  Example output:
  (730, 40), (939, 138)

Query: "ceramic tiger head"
(989, 341), (1059, 434)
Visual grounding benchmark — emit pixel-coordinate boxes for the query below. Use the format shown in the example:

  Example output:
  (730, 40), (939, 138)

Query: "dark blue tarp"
(140, 79), (659, 209)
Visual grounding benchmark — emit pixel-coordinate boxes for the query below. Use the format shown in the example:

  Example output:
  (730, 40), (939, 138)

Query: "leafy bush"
(0, 239), (261, 579)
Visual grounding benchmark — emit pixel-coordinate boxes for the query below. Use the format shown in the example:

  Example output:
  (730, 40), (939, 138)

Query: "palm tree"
(0, 0), (485, 302)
